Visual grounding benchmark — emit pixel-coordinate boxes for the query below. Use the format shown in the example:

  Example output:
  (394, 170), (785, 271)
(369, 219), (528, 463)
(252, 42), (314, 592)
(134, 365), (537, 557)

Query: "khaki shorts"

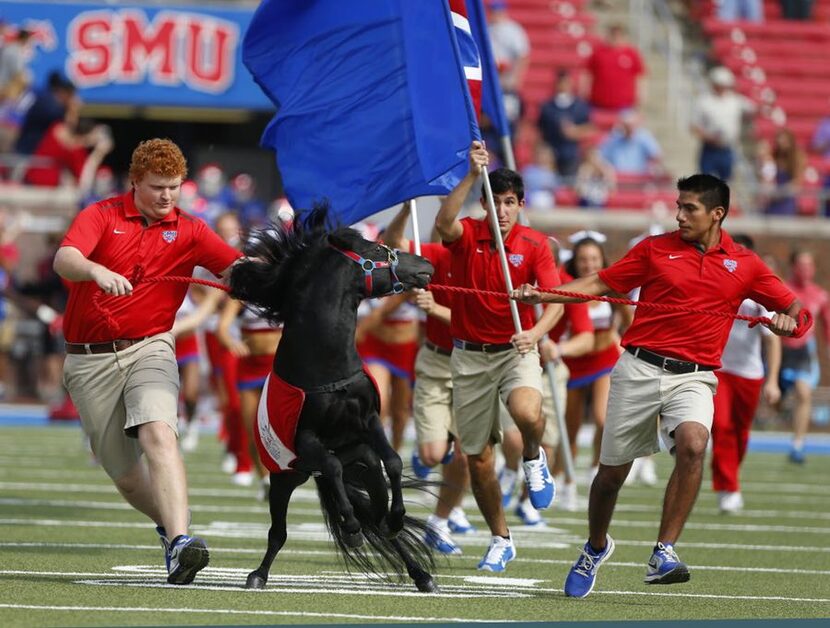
(600, 350), (718, 466)
(452, 346), (542, 456)
(501, 360), (568, 449)
(63, 333), (179, 479)
(413, 345), (455, 444)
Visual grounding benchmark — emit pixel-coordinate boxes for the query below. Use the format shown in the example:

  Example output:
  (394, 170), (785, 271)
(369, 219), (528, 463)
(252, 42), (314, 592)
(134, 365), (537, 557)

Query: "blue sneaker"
(477, 534), (516, 572)
(788, 447), (806, 464)
(644, 542), (690, 584)
(564, 536), (615, 598)
(411, 450), (432, 480)
(498, 467), (518, 508)
(447, 507), (476, 534)
(515, 499), (547, 527)
(166, 534), (210, 585)
(156, 525), (170, 570)
(424, 519), (462, 556)
(522, 449), (555, 510)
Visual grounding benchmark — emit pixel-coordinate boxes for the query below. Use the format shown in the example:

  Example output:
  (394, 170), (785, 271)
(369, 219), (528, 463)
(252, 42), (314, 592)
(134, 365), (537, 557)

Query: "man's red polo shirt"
(549, 269), (592, 343)
(61, 191), (241, 343)
(587, 42), (644, 110)
(411, 242), (454, 351)
(444, 217), (559, 344)
(598, 230), (795, 368)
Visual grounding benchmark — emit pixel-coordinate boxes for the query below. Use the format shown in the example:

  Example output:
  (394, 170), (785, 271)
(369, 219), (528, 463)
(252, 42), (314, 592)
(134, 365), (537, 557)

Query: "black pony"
(229, 204), (437, 592)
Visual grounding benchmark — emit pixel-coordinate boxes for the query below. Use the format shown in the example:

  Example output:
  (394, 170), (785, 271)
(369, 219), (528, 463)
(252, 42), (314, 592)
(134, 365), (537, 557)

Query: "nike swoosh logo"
(476, 249), (484, 253)
(668, 254), (682, 259)
(113, 229), (126, 234)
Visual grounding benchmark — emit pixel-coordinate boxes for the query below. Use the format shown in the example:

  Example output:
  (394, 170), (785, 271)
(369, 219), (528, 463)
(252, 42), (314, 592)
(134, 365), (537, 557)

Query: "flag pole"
(480, 165), (522, 334)
(410, 199), (422, 256)
(502, 133), (578, 488)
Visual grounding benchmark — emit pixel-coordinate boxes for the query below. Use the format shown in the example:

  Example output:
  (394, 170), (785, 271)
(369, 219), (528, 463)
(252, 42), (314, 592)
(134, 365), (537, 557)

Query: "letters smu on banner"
(242, 0), (481, 226)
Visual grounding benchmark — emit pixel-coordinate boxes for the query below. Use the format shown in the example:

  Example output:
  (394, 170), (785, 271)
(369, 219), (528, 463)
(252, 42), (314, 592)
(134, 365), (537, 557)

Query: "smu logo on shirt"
(508, 253), (524, 268)
(162, 230), (178, 243)
(723, 259), (738, 273)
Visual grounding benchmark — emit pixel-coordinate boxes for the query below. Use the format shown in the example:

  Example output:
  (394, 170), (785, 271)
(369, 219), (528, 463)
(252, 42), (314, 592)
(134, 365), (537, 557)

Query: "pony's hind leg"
(246, 471), (307, 589)
(366, 412), (406, 534)
(391, 537), (439, 593)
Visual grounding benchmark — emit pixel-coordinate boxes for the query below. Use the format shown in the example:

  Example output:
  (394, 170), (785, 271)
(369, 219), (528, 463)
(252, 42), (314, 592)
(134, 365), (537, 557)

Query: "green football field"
(1, 424), (828, 627)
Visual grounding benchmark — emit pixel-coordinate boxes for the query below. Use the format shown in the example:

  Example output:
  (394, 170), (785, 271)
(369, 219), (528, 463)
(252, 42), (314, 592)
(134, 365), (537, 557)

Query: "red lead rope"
(92, 276), (814, 340)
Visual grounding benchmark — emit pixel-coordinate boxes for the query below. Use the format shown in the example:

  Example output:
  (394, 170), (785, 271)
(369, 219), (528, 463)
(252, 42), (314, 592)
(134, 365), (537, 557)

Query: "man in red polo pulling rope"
(53, 139), (241, 585)
(514, 173), (801, 597)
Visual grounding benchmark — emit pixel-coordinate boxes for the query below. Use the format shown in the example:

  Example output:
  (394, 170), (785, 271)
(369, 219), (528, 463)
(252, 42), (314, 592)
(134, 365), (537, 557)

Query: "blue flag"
(465, 0), (511, 137)
(243, 0), (481, 225)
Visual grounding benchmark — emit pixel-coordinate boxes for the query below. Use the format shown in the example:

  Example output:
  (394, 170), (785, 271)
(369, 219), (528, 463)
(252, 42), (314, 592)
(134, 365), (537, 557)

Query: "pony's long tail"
(314, 477), (435, 584)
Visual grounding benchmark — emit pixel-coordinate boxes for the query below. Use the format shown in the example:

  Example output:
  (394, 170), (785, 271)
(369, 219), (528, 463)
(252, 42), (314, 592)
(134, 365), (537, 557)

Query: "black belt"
(65, 337), (150, 355)
(424, 340), (452, 357)
(452, 339), (514, 353)
(626, 346), (715, 375)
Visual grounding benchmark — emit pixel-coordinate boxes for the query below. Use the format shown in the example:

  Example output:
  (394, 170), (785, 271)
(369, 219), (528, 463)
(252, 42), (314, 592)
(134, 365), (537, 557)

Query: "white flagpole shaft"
(410, 199), (422, 256)
(501, 134), (517, 171)
(480, 165), (522, 335)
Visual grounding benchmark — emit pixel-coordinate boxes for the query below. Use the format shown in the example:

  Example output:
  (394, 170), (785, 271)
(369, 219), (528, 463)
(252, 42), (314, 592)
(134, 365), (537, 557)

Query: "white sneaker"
(232, 471), (254, 487)
(718, 491), (743, 514)
(424, 515), (462, 555)
(557, 481), (579, 512)
(498, 466), (518, 508)
(639, 457), (658, 486)
(221, 453), (237, 474)
(180, 423), (199, 453)
(625, 458), (643, 486)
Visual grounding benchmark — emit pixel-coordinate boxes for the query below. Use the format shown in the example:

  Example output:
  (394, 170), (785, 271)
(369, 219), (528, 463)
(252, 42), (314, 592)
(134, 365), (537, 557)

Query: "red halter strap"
(330, 243), (404, 297)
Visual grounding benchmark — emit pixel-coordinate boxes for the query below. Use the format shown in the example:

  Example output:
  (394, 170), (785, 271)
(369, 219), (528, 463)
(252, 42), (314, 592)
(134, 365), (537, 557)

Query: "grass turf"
(0, 425), (828, 626)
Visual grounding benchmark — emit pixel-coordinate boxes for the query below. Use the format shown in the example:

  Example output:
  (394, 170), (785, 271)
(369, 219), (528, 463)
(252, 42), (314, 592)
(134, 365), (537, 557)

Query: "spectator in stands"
(521, 143), (559, 210)
(229, 173), (267, 229)
(780, 250), (830, 464)
(584, 23), (645, 113)
(24, 119), (114, 196)
(0, 28), (33, 102)
(809, 104), (830, 216)
(598, 109), (663, 176)
(537, 69), (594, 178)
(15, 71), (79, 155)
(691, 66), (755, 182)
(758, 128), (805, 216)
(575, 146), (616, 208)
(487, 0), (529, 93)
(780, 0), (813, 20)
(716, 0), (764, 22)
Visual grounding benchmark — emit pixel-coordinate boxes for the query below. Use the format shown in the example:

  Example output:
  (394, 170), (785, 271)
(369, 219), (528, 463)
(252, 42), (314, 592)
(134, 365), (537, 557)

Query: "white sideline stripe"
(596, 590), (830, 603)
(0, 603), (491, 622)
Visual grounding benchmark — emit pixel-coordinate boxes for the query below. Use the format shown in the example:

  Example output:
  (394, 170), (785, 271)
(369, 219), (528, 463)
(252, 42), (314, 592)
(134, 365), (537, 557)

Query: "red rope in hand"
(92, 275), (812, 341)
(427, 283), (814, 340)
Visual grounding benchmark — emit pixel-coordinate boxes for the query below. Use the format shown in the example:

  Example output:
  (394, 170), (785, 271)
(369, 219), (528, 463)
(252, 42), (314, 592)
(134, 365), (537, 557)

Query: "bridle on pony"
(330, 242), (404, 297)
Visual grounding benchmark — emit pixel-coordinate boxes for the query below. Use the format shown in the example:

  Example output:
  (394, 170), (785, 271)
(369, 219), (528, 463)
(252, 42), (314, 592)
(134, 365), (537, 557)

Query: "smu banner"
(0, 0), (272, 109)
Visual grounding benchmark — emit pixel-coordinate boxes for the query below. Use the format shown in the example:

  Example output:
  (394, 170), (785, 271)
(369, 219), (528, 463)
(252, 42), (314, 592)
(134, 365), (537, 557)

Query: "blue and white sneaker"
(564, 535), (615, 598)
(156, 525), (170, 570)
(644, 542), (690, 584)
(498, 466), (518, 508)
(477, 534), (516, 572)
(515, 498), (547, 527)
(411, 450), (432, 480)
(166, 534), (210, 585)
(788, 447), (806, 465)
(424, 517), (461, 555)
(522, 449), (555, 510)
(447, 507), (476, 534)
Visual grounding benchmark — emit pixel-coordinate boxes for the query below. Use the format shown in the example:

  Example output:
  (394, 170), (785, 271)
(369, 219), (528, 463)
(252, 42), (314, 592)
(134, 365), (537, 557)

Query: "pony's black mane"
(229, 201), (357, 324)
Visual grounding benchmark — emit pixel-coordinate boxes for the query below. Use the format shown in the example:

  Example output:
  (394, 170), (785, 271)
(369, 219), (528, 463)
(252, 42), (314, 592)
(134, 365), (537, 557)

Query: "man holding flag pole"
(435, 141), (562, 572)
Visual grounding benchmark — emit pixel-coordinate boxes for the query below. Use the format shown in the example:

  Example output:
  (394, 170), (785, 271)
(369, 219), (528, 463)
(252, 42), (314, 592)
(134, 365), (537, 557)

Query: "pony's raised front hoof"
(416, 576), (439, 593)
(245, 571), (268, 589)
(343, 531), (365, 548)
